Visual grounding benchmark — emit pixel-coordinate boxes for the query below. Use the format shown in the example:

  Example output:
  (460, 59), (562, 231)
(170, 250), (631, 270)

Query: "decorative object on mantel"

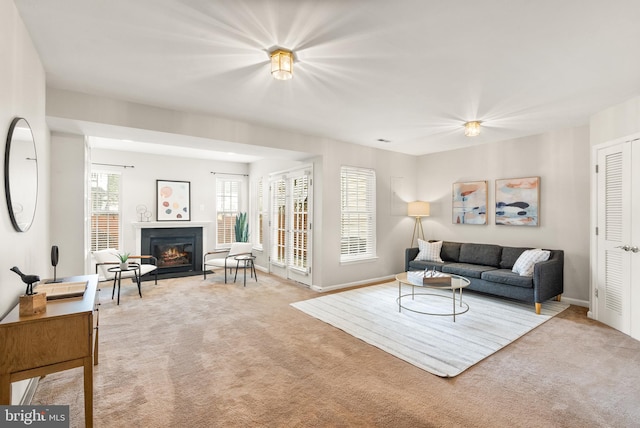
(136, 204), (150, 222)
(114, 252), (130, 270)
(234, 212), (249, 242)
(452, 181), (487, 225)
(407, 201), (430, 247)
(495, 177), (540, 226)
(156, 180), (190, 221)
(10, 266), (46, 316)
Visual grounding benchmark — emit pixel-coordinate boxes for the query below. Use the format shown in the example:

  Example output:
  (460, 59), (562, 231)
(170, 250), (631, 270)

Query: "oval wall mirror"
(4, 117), (38, 232)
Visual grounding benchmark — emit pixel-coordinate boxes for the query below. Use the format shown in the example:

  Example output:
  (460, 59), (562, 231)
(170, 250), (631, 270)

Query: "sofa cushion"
(512, 249), (551, 276)
(500, 246), (531, 269)
(441, 241), (462, 262)
(481, 269), (534, 288)
(458, 243), (502, 268)
(414, 239), (443, 262)
(442, 263), (497, 279)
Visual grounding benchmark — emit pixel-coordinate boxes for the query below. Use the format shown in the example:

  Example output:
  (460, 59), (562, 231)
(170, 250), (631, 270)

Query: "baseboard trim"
(561, 297), (589, 308)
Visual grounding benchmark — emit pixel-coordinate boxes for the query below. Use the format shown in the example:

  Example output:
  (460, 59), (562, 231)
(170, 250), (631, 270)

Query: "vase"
(120, 261), (129, 270)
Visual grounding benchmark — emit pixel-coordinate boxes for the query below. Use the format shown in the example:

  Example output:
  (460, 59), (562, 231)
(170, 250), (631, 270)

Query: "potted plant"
(234, 212), (249, 242)
(115, 252), (131, 270)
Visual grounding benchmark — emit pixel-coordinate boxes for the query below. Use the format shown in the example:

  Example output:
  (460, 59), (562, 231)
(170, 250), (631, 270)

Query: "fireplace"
(141, 227), (203, 277)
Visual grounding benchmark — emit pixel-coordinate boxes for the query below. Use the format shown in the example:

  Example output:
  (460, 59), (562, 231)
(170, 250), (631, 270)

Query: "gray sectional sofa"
(405, 241), (564, 314)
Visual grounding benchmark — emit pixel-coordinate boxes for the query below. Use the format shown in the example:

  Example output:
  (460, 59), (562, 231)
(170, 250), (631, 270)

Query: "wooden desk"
(0, 274), (99, 428)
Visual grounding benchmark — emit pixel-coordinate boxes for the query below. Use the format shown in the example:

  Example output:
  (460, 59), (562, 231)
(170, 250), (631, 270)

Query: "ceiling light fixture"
(464, 121), (481, 137)
(270, 49), (293, 80)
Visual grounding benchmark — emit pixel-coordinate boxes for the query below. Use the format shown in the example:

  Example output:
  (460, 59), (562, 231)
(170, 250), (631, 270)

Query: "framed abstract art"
(495, 176), (540, 226)
(452, 181), (487, 225)
(156, 179), (191, 221)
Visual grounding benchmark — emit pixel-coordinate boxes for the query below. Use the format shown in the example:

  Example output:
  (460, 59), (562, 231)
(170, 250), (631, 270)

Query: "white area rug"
(291, 282), (569, 377)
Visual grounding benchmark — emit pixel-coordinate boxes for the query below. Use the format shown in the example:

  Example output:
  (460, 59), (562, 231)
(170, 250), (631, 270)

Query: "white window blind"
(271, 178), (286, 265)
(289, 175), (309, 271)
(340, 166), (376, 262)
(256, 178), (264, 249)
(216, 178), (240, 245)
(90, 171), (121, 251)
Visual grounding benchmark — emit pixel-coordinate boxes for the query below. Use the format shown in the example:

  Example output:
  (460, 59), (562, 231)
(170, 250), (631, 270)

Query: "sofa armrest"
(533, 250), (564, 303)
(405, 247), (419, 271)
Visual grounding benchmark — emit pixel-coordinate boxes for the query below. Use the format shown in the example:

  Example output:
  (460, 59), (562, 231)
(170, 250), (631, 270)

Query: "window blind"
(90, 172), (121, 251)
(216, 179), (240, 245)
(340, 166), (376, 262)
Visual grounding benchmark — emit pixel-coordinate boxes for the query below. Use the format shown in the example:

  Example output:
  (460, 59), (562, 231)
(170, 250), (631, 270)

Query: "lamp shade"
(270, 49), (293, 80)
(408, 201), (430, 217)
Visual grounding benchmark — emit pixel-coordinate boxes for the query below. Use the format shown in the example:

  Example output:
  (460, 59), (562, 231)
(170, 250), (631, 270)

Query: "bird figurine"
(10, 266), (40, 295)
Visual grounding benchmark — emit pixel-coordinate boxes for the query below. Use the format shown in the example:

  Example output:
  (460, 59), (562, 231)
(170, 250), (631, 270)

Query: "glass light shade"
(408, 201), (430, 217)
(464, 121), (481, 137)
(270, 49), (293, 80)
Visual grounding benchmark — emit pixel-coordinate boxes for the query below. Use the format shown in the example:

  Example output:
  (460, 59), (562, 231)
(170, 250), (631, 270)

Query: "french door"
(269, 166), (313, 286)
(594, 137), (640, 340)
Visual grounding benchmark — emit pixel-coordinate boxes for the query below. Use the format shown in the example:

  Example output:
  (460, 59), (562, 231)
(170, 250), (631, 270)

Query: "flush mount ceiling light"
(464, 121), (482, 137)
(270, 49), (293, 80)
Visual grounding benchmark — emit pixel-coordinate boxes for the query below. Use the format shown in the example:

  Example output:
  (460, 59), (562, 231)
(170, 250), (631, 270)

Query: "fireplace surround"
(140, 227), (203, 277)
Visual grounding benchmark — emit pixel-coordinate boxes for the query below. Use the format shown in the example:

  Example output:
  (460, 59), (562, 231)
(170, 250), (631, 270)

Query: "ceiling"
(15, 0), (640, 160)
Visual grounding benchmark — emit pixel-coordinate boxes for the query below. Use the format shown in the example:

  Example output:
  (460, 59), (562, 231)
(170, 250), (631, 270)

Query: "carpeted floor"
(32, 273), (640, 427)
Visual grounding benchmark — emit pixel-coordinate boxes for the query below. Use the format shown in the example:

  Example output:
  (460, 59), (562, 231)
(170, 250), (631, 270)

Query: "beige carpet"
(291, 283), (569, 377)
(32, 273), (640, 427)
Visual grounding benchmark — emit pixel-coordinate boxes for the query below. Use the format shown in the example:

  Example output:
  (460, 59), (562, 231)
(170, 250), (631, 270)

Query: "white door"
(595, 137), (640, 340)
(631, 140), (640, 339)
(596, 143), (632, 335)
(269, 166), (313, 286)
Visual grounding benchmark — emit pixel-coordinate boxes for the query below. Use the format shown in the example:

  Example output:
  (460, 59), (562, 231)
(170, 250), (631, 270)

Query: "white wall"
(417, 126), (591, 304)
(1, 0), (49, 404)
(1, 0), (49, 314)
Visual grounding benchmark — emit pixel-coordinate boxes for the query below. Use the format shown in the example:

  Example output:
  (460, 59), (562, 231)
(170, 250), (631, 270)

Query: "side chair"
(92, 248), (158, 285)
(203, 242), (253, 283)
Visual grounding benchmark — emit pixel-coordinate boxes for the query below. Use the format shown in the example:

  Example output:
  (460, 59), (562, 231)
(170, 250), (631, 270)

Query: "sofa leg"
(556, 294), (562, 302)
(535, 303), (541, 314)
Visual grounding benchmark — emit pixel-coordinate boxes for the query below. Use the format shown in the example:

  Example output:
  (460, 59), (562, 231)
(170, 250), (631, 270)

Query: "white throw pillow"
(414, 239), (443, 263)
(512, 249), (550, 276)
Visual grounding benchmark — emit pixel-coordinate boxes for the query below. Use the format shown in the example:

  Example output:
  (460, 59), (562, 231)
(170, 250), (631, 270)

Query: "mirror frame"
(4, 117), (38, 232)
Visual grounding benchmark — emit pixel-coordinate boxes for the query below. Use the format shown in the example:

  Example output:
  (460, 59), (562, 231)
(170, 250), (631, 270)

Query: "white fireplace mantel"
(132, 221), (212, 255)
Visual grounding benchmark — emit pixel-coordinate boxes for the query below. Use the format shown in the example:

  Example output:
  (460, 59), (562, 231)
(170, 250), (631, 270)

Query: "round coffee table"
(395, 271), (470, 322)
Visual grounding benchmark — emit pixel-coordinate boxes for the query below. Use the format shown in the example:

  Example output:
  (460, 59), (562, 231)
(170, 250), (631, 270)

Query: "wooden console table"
(0, 274), (99, 428)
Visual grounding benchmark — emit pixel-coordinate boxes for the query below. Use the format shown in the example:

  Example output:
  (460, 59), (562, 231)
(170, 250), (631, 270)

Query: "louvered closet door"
(596, 143), (632, 335)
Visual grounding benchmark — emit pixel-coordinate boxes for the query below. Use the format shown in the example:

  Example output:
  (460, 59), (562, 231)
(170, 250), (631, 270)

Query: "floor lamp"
(408, 201), (430, 247)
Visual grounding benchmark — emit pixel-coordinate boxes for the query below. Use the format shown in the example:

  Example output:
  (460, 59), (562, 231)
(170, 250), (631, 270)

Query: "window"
(340, 166), (376, 262)
(90, 171), (121, 251)
(216, 178), (241, 245)
(255, 178), (264, 249)
(270, 178), (286, 265)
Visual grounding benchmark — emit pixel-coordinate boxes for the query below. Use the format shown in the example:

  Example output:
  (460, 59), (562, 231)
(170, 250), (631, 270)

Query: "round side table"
(108, 263), (141, 305)
(234, 255), (257, 287)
